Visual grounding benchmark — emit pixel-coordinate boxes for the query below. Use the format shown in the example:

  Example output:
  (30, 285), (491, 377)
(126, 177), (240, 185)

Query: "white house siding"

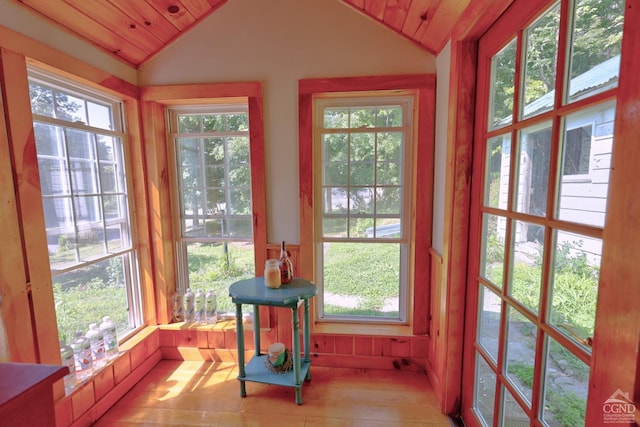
(491, 102), (614, 263)
(557, 104), (615, 230)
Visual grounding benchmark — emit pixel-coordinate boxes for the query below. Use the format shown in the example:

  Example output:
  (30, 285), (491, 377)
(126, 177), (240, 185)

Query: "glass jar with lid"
(264, 259), (281, 288)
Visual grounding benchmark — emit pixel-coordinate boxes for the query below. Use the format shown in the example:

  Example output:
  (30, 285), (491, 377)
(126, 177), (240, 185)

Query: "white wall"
(0, 0), (136, 84)
(432, 40), (452, 254)
(138, 0), (436, 244)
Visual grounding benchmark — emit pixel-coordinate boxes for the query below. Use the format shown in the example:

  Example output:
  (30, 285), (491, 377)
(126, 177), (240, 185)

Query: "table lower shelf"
(239, 354), (311, 388)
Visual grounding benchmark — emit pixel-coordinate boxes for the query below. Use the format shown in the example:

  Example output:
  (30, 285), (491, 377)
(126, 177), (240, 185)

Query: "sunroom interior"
(0, 0), (638, 426)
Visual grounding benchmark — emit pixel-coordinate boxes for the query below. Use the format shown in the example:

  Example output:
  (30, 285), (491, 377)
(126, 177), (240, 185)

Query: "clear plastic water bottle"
(184, 288), (195, 323)
(99, 316), (119, 359)
(172, 292), (184, 322)
(59, 339), (76, 394)
(72, 331), (93, 381)
(194, 289), (205, 323)
(205, 289), (217, 324)
(86, 323), (106, 368)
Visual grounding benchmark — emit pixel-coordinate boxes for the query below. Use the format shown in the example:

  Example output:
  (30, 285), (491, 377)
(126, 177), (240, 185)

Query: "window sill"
(312, 321), (414, 337)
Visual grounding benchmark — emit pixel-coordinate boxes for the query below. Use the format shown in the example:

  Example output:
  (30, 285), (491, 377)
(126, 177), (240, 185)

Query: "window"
(465, 0), (624, 425)
(29, 68), (142, 343)
(168, 104), (256, 315)
(314, 95), (413, 323)
(563, 125), (592, 176)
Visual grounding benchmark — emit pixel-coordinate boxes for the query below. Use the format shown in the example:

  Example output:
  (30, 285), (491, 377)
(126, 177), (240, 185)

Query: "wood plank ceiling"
(9, 0), (471, 68)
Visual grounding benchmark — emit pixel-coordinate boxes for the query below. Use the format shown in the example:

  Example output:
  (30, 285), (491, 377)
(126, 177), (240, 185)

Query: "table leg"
(292, 304), (302, 405)
(235, 303), (246, 397)
(253, 304), (260, 356)
(303, 298), (311, 382)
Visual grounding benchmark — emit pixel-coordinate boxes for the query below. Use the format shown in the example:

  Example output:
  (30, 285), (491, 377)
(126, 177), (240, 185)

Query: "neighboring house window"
(314, 95), (413, 323)
(29, 68), (142, 342)
(563, 125), (592, 176)
(168, 104), (255, 315)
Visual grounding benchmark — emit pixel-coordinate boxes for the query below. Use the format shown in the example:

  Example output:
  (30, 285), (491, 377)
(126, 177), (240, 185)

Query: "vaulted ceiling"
(10, 0), (473, 68)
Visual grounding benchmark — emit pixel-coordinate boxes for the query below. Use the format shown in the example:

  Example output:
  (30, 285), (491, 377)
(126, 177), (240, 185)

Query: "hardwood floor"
(94, 360), (453, 426)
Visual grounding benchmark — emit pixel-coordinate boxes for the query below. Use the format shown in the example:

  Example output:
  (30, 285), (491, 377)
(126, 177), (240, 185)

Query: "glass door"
(463, 0), (625, 425)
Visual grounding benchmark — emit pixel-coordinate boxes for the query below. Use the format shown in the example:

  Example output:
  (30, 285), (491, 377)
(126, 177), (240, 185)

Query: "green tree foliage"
(492, 0), (624, 123)
(29, 81), (81, 119)
(322, 106), (403, 236)
(570, 0), (624, 78)
(177, 113), (252, 237)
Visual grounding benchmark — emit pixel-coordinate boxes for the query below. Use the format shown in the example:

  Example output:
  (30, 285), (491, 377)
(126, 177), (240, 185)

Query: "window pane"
(34, 123), (62, 156)
(509, 220), (544, 314)
(324, 162), (348, 186)
(53, 256), (130, 344)
(489, 38), (517, 129)
(375, 187), (401, 215)
(502, 385), (529, 425)
(181, 189), (205, 237)
(99, 164), (118, 193)
(202, 114), (224, 132)
(70, 159), (98, 195)
(178, 114), (203, 133)
(323, 217), (347, 238)
(542, 337), (589, 426)
(75, 202), (107, 258)
(566, 0), (624, 103)
(549, 231), (600, 350)
(375, 106), (402, 127)
(515, 123), (551, 217)
(229, 189), (251, 216)
(322, 242), (399, 318)
(348, 187), (374, 214)
(557, 102), (615, 227)
(505, 306), (537, 405)
(57, 92), (87, 124)
(484, 134), (511, 209)
(323, 133), (348, 160)
(350, 162), (374, 185)
(377, 132), (401, 161)
(39, 158), (69, 196)
(323, 108), (349, 128)
(228, 136), (249, 163)
(225, 113), (249, 131)
(348, 217), (373, 239)
(204, 138), (224, 165)
(369, 219), (401, 239)
(323, 187), (348, 214)
(478, 285), (501, 362)
(480, 213), (506, 288)
(474, 352), (497, 426)
(350, 133), (375, 161)
(106, 222), (127, 253)
(521, 3), (560, 119)
(48, 228), (77, 270)
(87, 101), (113, 130)
(29, 82), (54, 117)
(185, 242), (255, 315)
(350, 108), (377, 128)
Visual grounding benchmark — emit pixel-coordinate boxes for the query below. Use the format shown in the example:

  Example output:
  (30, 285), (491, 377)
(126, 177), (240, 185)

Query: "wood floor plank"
(94, 361), (452, 426)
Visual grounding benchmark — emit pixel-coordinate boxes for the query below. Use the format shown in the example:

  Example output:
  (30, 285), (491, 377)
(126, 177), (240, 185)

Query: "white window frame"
(28, 67), (143, 337)
(167, 103), (255, 309)
(313, 94), (414, 324)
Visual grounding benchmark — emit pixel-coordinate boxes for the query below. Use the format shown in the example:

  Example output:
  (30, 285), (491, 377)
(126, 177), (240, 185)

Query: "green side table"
(229, 277), (317, 405)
